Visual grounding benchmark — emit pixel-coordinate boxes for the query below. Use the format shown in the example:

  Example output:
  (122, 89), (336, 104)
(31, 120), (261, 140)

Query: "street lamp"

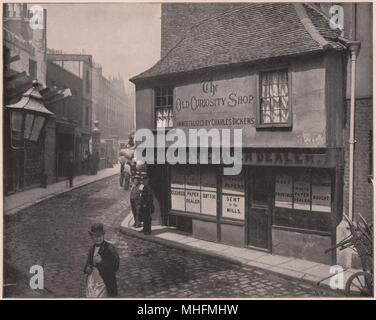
(6, 80), (53, 149)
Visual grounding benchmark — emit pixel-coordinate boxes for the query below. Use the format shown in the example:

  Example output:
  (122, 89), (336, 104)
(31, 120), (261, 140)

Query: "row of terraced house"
(3, 3), (134, 195)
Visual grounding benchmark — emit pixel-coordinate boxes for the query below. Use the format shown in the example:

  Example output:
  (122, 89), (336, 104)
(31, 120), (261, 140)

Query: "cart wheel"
(345, 272), (373, 297)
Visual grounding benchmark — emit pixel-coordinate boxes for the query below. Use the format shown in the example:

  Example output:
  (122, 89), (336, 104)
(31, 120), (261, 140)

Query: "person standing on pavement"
(130, 174), (142, 227)
(119, 156), (126, 188)
(67, 152), (75, 188)
(84, 223), (120, 297)
(139, 174), (154, 235)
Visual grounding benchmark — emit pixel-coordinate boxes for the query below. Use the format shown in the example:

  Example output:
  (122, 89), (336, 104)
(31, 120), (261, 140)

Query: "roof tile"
(131, 3), (346, 82)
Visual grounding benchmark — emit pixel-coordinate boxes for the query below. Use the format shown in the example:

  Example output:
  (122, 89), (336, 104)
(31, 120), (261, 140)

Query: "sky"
(43, 3), (161, 95)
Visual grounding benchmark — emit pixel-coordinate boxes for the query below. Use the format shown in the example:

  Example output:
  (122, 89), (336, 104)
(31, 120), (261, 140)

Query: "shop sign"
(201, 191), (217, 216)
(222, 195), (245, 220)
(293, 177), (311, 211)
(312, 176), (331, 212)
(275, 174), (293, 208)
(174, 78), (256, 130)
(243, 151), (330, 167)
(222, 174), (245, 195)
(222, 173), (245, 220)
(171, 188), (185, 211)
(201, 169), (217, 216)
(185, 189), (201, 213)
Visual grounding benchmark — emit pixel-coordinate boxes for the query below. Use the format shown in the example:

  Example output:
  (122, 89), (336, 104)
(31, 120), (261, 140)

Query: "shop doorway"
(247, 167), (273, 251)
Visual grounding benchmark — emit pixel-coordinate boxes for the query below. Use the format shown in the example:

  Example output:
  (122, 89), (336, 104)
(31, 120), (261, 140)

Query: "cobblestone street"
(4, 176), (341, 298)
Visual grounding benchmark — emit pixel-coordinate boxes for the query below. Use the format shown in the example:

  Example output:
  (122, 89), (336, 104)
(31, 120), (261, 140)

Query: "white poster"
(312, 175), (331, 212)
(275, 174), (293, 208)
(222, 194), (245, 220)
(201, 192), (217, 216)
(171, 188), (185, 211)
(185, 189), (201, 213)
(294, 176), (311, 211)
(222, 174), (244, 195)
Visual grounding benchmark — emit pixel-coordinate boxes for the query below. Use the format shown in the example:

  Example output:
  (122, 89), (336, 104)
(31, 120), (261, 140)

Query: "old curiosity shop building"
(130, 3), (373, 267)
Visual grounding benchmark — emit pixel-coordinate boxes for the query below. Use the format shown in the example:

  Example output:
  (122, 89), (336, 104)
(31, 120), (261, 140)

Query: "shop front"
(166, 147), (341, 264)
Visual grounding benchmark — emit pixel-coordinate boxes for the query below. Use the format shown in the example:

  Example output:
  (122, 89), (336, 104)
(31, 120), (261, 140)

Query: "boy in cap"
(84, 223), (120, 297)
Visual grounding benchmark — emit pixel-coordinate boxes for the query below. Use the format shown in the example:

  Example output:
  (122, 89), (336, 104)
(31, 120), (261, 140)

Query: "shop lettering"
(244, 152), (324, 166)
(176, 117), (255, 127)
(201, 80), (218, 96)
(175, 94), (254, 112)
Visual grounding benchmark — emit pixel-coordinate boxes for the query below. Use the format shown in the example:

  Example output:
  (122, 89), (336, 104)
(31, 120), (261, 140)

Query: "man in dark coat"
(84, 223), (120, 297)
(130, 174), (142, 227)
(67, 152), (75, 188)
(139, 174), (154, 235)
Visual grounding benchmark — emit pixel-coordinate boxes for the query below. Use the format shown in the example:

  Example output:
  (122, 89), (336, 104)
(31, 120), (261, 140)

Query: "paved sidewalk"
(4, 165), (120, 215)
(120, 213), (361, 292)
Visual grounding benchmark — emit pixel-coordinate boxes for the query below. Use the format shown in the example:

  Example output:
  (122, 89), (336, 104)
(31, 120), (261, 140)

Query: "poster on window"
(312, 175), (331, 212)
(200, 168), (217, 215)
(222, 174), (244, 195)
(294, 176), (311, 211)
(171, 166), (185, 188)
(185, 190), (201, 213)
(275, 174), (293, 208)
(222, 194), (245, 220)
(171, 188), (185, 211)
(185, 166), (200, 190)
(201, 192), (217, 216)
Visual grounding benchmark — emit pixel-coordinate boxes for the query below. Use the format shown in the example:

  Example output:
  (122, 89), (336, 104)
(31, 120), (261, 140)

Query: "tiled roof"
(131, 3), (345, 83)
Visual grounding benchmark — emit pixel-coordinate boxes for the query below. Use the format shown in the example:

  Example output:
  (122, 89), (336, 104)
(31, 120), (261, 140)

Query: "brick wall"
(342, 98), (373, 223)
(161, 3), (243, 57)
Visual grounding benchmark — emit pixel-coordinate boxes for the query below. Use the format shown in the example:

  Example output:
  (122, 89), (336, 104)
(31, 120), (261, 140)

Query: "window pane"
(29, 116), (45, 142)
(168, 95), (173, 106)
(24, 113), (34, 139)
(312, 173), (331, 212)
(11, 112), (23, 140)
(259, 70), (289, 125)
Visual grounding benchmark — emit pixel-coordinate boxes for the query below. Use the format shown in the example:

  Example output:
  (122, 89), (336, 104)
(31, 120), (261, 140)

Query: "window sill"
(255, 123), (292, 130)
(152, 128), (174, 134)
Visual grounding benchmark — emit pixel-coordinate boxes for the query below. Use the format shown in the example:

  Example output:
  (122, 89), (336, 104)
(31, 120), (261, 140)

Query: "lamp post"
(6, 80), (53, 148)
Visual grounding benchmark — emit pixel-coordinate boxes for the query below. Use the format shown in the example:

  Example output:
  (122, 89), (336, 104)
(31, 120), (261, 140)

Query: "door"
(247, 167), (273, 250)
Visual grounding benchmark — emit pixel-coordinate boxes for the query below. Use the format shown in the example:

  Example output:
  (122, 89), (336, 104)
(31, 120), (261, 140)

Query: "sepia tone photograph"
(2, 1), (374, 300)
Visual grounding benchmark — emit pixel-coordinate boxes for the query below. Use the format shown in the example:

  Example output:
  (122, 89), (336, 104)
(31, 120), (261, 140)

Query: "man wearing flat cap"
(84, 223), (120, 297)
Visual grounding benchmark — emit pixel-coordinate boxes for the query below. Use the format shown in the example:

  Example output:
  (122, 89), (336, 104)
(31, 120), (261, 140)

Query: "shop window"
(275, 170), (331, 213)
(258, 69), (290, 127)
(155, 87), (174, 128)
(170, 165), (217, 216)
(221, 170), (245, 220)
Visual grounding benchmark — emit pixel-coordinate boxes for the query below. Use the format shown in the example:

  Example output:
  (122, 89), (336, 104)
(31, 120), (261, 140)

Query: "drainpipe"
(347, 41), (361, 221)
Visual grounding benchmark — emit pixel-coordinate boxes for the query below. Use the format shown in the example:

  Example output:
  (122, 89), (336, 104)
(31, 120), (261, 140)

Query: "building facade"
(92, 62), (133, 168)
(3, 3), (56, 193)
(131, 3), (372, 267)
(47, 51), (93, 175)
